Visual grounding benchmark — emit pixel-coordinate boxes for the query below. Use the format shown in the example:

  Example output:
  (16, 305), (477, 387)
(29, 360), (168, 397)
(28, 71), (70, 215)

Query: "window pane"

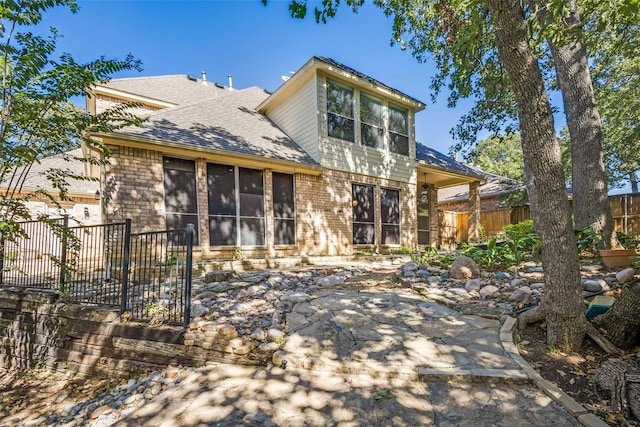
(361, 94), (383, 127)
(327, 80), (354, 117)
(166, 213), (199, 246)
(164, 169), (197, 213)
(353, 184), (374, 245)
(353, 223), (375, 245)
(327, 79), (354, 142)
(389, 104), (408, 134)
(381, 189), (400, 225)
(207, 163), (236, 215)
(418, 216), (430, 230)
(274, 219), (295, 245)
(390, 133), (409, 156)
(328, 114), (355, 142)
(382, 225), (400, 245)
(209, 215), (237, 246)
(273, 173), (294, 219)
(240, 218), (265, 246)
(418, 230), (430, 245)
(239, 168), (264, 217)
(353, 184), (374, 223)
(361, 123), (382, 148)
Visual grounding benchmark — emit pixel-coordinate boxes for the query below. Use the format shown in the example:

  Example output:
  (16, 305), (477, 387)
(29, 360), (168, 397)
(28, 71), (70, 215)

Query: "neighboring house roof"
(416, 143), (482, 179)
(438, 170), (525, 203)
(96, 74), (231, 106)
(110, 86), (320, 166)
(1, 148), (99, 196)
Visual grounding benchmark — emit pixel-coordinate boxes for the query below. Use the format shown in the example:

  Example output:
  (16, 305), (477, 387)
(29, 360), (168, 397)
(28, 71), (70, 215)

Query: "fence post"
(59, 215), (69, 290)
(120, 219), (132, 315)
(183, 223), (194, 328)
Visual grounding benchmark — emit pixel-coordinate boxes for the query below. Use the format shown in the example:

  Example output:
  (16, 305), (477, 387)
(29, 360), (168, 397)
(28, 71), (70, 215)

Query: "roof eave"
(258, 57), (425, 113)
(94, 131), (323, 175)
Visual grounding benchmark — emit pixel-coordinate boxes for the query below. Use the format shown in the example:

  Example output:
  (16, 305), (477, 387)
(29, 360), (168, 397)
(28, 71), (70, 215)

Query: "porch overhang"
(416, 163), (484, 189)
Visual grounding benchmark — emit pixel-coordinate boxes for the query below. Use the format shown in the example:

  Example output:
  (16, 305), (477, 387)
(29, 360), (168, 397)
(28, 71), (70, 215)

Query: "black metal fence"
(0, 218), (194, 327)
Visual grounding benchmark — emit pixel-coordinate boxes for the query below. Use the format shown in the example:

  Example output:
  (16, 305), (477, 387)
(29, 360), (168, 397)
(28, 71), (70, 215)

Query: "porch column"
(428, 184), (439, 247)
(468, 180), (481, 242)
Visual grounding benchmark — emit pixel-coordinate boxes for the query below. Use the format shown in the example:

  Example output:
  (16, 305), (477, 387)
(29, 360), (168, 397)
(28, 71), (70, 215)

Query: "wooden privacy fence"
(448, 193), (640, 244)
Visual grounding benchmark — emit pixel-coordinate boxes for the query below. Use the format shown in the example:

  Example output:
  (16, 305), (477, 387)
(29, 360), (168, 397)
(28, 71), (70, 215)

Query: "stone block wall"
(0, 289), (261, 378)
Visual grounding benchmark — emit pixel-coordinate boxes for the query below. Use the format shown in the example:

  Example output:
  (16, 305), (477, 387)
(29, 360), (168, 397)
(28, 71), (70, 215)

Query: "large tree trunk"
(592, 284), (640, 349)
(487, 0), (585, 351)
(537, 0), (619, 250)
(595, 359), (640, 420)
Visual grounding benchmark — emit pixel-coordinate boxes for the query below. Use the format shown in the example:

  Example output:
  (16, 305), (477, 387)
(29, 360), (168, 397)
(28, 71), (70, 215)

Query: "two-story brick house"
(85, 57), (482, 259)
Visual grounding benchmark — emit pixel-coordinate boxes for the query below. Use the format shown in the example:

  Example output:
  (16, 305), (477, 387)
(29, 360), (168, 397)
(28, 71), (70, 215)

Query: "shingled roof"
(111, 86), (319, 166)
(1, 148), (99, 195)
(97, 74), (231, 106)
(416, 143), (482, 179)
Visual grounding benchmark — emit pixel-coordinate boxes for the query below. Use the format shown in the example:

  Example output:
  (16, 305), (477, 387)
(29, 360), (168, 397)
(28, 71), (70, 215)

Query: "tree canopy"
(0, 0), (143, 230)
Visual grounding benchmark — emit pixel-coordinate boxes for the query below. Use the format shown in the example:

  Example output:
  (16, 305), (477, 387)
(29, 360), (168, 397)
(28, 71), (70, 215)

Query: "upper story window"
(360, 94), (383, 148)
(326, 79), (355, 142)
(389, 104), (409, 156)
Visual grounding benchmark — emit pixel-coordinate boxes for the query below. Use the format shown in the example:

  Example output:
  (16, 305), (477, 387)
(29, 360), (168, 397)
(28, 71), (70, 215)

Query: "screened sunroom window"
(360, 94), (383, 148)
(389, 104), (409, 156)
(381, 188), (400, 245)
(327, 79), (355, 142)
(163, 157), (199, 245)
(272, 172), (295, 246)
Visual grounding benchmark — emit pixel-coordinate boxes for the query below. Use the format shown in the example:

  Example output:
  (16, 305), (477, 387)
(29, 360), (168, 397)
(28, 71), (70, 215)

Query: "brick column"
(196, 158), (210, 255)
(264, 170), (276, 258)
(468, 180), (481, 242)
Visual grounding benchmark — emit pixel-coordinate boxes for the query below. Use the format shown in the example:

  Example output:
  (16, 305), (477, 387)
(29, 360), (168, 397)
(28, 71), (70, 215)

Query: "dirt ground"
(517, 324), (639, 427)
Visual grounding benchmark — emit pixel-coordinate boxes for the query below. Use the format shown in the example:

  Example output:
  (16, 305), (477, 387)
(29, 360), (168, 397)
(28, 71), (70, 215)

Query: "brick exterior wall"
(105, 146), (418, 258)
(104, 146), (166, 233)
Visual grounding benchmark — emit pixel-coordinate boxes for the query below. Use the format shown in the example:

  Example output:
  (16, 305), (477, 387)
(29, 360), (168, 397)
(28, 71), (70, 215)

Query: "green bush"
(574, 225), (599, 256)
(503, 220), (534, 242)
(502, 220), (541, 256)
(616, 231), (640, 250)
(390, 246), (414, 254)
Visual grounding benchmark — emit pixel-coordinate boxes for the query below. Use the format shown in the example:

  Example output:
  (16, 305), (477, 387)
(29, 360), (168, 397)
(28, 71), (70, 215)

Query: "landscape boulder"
(449, 255), (481, 279)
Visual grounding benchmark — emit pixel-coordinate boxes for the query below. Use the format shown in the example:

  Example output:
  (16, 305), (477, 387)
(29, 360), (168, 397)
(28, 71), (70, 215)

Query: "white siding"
(266, 78), (319, 162)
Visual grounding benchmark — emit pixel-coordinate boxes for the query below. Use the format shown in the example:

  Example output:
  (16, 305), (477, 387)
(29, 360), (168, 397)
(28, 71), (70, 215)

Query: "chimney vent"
(228, 74), (233, 90)
(201, 71), (207, 85)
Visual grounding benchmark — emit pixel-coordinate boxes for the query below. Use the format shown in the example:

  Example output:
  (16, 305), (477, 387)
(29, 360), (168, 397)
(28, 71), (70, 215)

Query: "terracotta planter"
(599, 249), (637, 268)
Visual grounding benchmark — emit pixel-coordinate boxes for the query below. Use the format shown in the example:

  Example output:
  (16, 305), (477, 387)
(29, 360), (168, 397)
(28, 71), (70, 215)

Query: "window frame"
(326, 78), (355, 143)
(206, 163), (266, 248)
(162, 156), (200, 245)
(380, 188), (401, 246)
(352, 183), (376, 245)
(272, 172), (296, 246)
(388, 103), (410, 156)
(360, 93), (384, 148)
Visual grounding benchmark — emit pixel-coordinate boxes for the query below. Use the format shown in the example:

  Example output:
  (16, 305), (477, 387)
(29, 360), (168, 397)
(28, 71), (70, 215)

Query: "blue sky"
(39, 0), (480, 156)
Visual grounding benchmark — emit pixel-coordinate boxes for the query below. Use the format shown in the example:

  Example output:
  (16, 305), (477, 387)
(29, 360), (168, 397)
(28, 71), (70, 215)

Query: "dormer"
(257, 57), (425, 183)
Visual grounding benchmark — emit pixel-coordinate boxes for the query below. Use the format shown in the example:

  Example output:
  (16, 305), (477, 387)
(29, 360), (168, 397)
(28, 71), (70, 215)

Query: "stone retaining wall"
(0, 289), (261, 378)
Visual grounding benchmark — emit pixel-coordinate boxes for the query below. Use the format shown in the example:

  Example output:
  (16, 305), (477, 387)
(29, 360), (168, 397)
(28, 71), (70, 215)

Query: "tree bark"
(595, 359), (640, 420)
(536, 0), (619, 250)
(486, 0), (585, 351)
(592, 285), (640, 349)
